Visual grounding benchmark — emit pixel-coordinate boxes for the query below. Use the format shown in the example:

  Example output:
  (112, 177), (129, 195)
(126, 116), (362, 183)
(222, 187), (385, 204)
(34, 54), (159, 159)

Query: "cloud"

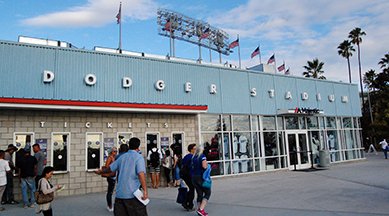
(206, 0), (389, 82)
(21, 0), (159, 27)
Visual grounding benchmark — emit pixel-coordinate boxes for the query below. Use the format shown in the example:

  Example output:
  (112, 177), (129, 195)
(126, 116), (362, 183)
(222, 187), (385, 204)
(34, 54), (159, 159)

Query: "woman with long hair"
(189, 144), (211, 216)
(104, 147), (117, 212)
(172, 147), (182, 187)
(36, 166), (63, 216)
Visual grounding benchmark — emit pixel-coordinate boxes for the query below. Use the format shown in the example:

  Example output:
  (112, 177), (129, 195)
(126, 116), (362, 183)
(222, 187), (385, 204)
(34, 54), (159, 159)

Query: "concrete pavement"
(2, 152), (388, 216)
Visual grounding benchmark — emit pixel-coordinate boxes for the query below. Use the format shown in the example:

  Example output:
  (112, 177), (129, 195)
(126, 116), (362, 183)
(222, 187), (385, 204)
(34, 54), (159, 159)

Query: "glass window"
(86, 133), (103, 171)
(319, 117), (325, 129)
(52, 133), (70, 172)
(262, 116), (276, 130)
(327, 130), (339, 151)
(222, 115), (231, 131)
(344, 130), (354, 149)
(202, 133), (223, 161)
(309, 131), (320, 164)
(251, 116), (259, 131)
(232, 115), (250, 131)
(209, 161), (224, 176)
(299, 117), (306, 129)
(277, 117), (284, 130)
(232, 159), (253, 174)
(201, 115), (221, 131)
(232, 132), (252, 158)
(337, 117), (342, 129)
(172, 133), (184, 154)
(353, 117), (358, 128)
(146, 133), (160, 156)
(223, 133), (231, 160)
(326, 117), (336, 129)
(264, 132), (278, 156)
(253, 132), (261, 157)
(118, 133), (132, 145)
(285, 116), (298, 130)
(278, 132), (285, 155)
(14, 133), (34, 169)
(307, 116), (319, 129)
(343, 117), (352, 129)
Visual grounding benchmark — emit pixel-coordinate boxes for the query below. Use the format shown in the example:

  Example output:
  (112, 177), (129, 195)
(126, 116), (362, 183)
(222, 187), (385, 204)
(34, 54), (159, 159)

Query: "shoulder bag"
(34, 179), (54, 204)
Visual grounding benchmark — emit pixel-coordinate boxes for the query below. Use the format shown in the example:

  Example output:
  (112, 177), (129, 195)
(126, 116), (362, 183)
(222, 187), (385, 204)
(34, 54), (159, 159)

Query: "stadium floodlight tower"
(157, 8), (230, 63)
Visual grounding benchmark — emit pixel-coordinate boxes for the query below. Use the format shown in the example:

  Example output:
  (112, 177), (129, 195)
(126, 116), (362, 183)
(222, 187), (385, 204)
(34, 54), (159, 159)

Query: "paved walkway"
(2, 152), (388, 216)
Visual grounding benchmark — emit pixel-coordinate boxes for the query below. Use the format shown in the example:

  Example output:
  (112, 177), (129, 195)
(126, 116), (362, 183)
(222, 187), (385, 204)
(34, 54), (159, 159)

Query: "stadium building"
(0, 37), (364, 198)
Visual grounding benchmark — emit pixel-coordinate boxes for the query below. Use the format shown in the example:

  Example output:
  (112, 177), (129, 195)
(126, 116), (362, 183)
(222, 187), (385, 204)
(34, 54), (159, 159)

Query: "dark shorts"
(149, 166), (160, 174)
(114, 197), (148, 216)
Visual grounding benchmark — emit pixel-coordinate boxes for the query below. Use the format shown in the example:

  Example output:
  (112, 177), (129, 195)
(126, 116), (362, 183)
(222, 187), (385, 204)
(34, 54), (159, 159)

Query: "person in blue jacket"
(189, 144), (211, 216)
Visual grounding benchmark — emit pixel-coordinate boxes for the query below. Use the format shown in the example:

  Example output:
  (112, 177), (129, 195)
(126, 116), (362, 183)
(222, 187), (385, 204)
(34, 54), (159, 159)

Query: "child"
(162, 150), (172, 187)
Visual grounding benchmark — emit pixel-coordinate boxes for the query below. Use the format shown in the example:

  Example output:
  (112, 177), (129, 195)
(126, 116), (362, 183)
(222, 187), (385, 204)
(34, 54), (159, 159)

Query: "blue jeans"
(191, 175), (211, 203)
(21, 176), (36, 205)
(173, 166), (180, 180)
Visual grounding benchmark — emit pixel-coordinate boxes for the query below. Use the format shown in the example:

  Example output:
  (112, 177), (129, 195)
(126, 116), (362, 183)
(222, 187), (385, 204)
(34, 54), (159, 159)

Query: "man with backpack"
(147, 144), (162, 188)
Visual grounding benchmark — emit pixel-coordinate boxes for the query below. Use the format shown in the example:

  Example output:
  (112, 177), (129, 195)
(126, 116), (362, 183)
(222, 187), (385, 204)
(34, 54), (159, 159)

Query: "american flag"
(251, 47), (260, 58)
(116, 3), (121, 24)
(267, 54), (275, 64)
(200, 28), (210, 40)
(229, 39), (239, 49)
(285, 68), (290, 75)
(278, 64), (285, 72)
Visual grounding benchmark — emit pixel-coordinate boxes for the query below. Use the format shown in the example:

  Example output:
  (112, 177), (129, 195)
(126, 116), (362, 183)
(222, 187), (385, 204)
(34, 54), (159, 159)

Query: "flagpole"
(238, 35), (241, 68)
(259, 45), (262, 64)
(118, 2), (122, 53)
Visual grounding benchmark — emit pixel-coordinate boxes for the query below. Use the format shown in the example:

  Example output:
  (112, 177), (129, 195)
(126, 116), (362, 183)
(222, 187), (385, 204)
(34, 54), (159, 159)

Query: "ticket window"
(146, 133), (160, 156)
(172, 132), (184, 154)
(52, 133), (70, 173)
(86, 133), (103, 171)
(13, 133), (34, 172)
(117, 132), (133, 153)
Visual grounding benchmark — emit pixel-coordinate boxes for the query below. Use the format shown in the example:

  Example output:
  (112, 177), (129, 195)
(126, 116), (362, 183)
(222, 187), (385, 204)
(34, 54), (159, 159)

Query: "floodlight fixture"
(157, 8), (230, 59)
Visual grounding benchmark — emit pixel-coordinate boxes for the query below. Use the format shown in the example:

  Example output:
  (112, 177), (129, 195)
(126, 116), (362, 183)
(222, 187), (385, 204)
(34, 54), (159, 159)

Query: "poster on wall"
(161, 137), (169, 154)
(103, 138), (114, 163)
(36, 139), (48, 165)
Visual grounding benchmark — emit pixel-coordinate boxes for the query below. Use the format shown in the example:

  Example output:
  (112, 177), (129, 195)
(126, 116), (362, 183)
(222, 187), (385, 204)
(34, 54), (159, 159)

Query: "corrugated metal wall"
(0, 40), (362, 117)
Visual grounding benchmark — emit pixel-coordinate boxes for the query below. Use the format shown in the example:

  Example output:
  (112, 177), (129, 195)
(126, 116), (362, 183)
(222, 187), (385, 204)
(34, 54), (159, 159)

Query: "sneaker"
(9, 200), (19, 204)
(107, 206), (114, 212)
(181, 203), (189, 211)
(1, 201), (6, 205)
(23, 204), (29, 209)
(197, 209), (208, 216)
(30, 203), (37, 208)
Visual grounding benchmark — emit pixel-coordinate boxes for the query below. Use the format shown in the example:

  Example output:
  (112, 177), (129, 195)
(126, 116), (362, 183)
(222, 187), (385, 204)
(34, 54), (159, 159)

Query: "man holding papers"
(95, 137), (148, 216)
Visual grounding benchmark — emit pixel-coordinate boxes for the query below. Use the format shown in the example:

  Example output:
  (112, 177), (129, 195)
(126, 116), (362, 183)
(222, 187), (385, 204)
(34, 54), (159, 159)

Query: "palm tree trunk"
(357, 44), (365, 111)
(347, 57), (352, 83)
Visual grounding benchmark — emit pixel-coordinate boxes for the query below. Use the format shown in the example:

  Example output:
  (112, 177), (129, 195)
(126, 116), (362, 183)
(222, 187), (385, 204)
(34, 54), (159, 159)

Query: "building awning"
(0, 98), (208, 114)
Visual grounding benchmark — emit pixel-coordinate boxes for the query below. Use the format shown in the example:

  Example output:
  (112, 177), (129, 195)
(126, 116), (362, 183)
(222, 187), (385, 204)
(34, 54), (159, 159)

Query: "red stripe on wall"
(0, 98), (208, 111)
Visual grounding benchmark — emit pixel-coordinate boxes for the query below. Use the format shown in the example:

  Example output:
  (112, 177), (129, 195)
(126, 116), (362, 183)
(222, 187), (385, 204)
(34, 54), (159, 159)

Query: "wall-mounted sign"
(277, 108), (324, 115)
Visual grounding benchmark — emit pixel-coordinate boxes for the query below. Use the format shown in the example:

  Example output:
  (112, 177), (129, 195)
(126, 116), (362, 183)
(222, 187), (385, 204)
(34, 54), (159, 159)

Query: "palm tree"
(363, 69), (377, 91)
(337, 40), (355, 83)
(303, 58), (326, 79)
(378, 52), (389, 71)
(349, 27), (366, 109)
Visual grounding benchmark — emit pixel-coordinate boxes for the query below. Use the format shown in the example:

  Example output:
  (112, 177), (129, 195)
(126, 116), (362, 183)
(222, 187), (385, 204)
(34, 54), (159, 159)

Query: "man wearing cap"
(16, 147), (37, 208)
(1, 145), (18, 205)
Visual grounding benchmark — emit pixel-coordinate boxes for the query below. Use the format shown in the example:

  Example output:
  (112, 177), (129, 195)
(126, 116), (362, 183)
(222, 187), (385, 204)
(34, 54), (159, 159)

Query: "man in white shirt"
(379, 139), (388, 159)
(0, 150), (11, 211)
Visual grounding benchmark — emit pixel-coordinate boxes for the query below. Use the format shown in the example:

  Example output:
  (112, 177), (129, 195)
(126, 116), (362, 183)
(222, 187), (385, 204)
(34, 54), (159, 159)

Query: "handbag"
(34, 179), (54, 204)
(202, 179), (212, 189)
(176, 187), (188, 204)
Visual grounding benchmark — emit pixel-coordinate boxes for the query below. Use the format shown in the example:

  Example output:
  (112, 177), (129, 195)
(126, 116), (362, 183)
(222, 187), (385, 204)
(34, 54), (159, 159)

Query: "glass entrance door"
(286, 131), (311, 170)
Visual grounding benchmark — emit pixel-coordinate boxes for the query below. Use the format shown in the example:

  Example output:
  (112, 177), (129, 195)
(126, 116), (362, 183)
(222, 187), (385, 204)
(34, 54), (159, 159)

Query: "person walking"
(1, 144), (19, 205)
(379, 139), (389, 159)
(181, 143), (196, 211)
(33, 143), (45, 188)
(36, 166), (63, 216)
(17, 146), (38, 208)
(189, 144), (211, 216)
(95, 137), (148, 216)
(103, 147), (117, 212)
(0, 150), (11, 211)
(162, 150), (172, 188)
(147, 144), (162, 189)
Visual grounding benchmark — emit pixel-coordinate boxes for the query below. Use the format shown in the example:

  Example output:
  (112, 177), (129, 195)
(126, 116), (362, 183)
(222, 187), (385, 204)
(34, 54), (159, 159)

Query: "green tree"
(303, 58), (326, 79)
(337, 40), (355, 83)
(363, 69), (377, 91)
(348, 27), (366, 109)
(378, 53), (389, 71)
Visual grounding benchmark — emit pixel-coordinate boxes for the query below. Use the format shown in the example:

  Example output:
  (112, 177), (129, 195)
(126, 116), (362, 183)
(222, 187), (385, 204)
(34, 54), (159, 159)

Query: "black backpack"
(150, 150), (160, 167)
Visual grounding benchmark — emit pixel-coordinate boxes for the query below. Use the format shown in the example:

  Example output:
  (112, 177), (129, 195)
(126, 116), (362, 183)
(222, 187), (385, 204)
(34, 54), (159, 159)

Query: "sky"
(1, 0), (388, 86)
